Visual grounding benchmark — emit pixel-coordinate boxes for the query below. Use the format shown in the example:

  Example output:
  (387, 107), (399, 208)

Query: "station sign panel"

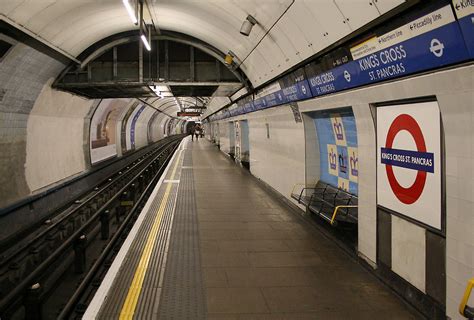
(177, 112), (201, 117)
(307, 5), (469, 98)
(376, 101), (441, 230)
(452, 0), (474, 57)
(211, 4), (472, 122)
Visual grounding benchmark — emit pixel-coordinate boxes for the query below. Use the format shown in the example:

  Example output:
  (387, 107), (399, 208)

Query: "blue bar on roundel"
(380, 148), (434, 173)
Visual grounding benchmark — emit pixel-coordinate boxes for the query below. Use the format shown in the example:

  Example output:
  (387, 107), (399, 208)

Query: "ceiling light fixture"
(240, 15), (258, 36)
(224, 51), (234, 65)
(122, 0), (138, 24)
(141, 34), (151, 51)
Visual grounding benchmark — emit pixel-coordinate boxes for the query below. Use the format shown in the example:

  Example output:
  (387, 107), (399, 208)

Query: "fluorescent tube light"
(141, 34), (151, 51)
(122, 0), (137, 24)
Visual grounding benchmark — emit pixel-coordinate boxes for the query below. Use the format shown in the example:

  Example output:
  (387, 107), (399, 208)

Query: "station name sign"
(177, 112), (201, 117)
(210, 3), (472, 122)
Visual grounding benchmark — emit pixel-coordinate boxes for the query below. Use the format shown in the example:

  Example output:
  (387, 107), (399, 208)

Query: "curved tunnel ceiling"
(0, 0), (407, 89)
(144, 96), (207, 120)
(1, 0), (408, 120)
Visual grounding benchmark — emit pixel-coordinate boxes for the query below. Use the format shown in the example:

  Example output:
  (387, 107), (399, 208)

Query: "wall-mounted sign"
(307, 5), (468, 98)
(376, 101), (441, 230)
(177, 112), (200, 117)
(211, 4), (471, 122)
(452, 0), (474, 57)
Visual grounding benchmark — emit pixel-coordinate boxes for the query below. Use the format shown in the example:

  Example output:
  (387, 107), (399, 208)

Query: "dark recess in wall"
(0, 40), (13, 59)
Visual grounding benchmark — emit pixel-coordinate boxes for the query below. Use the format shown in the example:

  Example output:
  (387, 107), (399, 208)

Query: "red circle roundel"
(384, 114), (427, 204)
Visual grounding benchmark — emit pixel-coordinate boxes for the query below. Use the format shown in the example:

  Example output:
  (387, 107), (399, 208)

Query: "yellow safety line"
(459, 278), (474, 316)
(119, 151), (182, 320)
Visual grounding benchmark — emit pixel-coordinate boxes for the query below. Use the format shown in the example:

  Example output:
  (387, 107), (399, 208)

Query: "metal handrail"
(459, 278), (474, 319)
(330, 205), (358, 225)
(290, 183), (307, 196)
(290, 183), (321, 204)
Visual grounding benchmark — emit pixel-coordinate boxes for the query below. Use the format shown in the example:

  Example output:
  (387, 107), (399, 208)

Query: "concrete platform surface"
(89, 137), (423, 319)
(166, 139), (422, 320)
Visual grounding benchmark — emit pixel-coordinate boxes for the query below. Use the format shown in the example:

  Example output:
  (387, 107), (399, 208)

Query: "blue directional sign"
(452, 0), (474, 57)
(215, 4), (472, 121)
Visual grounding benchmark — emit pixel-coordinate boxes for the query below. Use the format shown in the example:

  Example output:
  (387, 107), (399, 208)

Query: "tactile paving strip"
(97, 152), (182, 319)
(157, 151), (207, 319)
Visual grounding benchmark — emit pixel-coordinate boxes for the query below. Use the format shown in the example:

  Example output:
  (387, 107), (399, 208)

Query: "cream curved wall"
(25, 80), (96, 191)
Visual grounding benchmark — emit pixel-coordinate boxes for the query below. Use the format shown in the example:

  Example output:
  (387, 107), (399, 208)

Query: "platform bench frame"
(291, 181), (358, 226)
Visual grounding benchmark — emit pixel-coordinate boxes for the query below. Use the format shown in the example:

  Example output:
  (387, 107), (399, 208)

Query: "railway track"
(0, 135), (184, 319)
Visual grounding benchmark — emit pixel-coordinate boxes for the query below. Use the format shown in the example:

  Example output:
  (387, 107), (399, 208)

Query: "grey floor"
(172, 138), (422, 320)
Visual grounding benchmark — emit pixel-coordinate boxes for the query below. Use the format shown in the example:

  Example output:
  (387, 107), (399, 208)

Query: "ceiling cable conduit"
(137, 97), (179, 119)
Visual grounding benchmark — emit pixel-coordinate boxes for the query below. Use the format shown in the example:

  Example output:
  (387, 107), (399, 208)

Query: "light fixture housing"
(240, 15), (258, 36)
(122, 0), (138, 24)
(141, 34), (151, 51)
(224, 52), (234, 65)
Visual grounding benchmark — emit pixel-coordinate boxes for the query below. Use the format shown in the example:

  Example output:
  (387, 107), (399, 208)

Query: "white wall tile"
(391, 216), (426, 293)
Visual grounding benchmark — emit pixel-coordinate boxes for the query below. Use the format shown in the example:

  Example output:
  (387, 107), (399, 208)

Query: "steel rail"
(57, 140), (179, 319)
(0, 139), (172, 269)
(0, 138), (182, 314)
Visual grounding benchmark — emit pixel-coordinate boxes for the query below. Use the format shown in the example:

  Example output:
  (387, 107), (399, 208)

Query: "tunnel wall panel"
(26, 79), (96, 191)
(90, 98), (130, 164)
(148, 112), (163, 143)
(151, 115), (167, 142)
(134, 107), (156, 150)
(0, 41), (66, 207)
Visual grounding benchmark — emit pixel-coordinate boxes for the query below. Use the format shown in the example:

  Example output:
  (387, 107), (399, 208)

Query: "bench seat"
(292, 181), (358, 226)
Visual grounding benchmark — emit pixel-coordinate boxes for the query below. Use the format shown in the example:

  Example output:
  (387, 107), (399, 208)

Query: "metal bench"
(291, 181), (358, 226)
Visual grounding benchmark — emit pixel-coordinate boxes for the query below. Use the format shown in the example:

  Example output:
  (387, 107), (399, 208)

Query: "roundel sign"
(376, 101), (441, 230)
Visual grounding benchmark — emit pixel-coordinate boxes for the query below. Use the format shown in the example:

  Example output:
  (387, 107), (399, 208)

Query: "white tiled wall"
(219, 120), (231, 155)
(296, 65), (473, 319)
(438, 91), (474, 319)
(392, 215), (426, 293)
(247, 108), (305, 201)
(214, 65), (473, 319)
(219, 106), (305, 205)
(25, 79), (95, 192)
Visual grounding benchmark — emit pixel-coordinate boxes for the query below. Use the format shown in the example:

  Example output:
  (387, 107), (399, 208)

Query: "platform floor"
(88, 137), (422, 319)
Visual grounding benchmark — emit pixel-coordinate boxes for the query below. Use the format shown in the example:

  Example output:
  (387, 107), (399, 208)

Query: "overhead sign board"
(177, 112), (200, 117)
(212, 4), (471, 122)
(451, 0), (474, 57)
(376, 101), (441, 230)
(307, 5), (469, 98)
